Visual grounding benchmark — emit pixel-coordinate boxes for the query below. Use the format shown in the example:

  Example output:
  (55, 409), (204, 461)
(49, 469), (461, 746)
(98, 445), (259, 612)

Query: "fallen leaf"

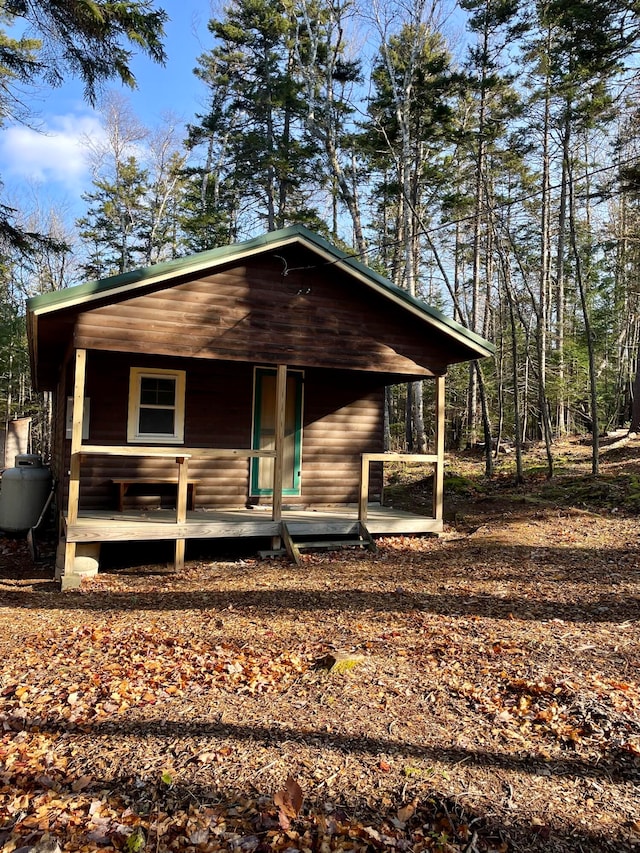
(397, 802), (416, 824)
(71, 774), (93, 792)
(274, 775), (303, 829)
(125, 826), (146, 852)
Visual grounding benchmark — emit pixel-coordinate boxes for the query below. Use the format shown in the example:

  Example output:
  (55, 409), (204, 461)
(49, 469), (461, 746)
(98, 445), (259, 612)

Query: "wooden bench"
(111, 478), (199, 512)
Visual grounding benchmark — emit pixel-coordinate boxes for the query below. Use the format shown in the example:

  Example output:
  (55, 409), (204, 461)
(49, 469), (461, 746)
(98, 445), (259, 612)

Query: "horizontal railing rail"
(359, 452), (442, 524)
(77, 445), (276, 459)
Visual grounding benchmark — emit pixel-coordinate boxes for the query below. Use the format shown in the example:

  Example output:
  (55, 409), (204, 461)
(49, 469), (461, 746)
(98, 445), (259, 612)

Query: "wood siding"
(300, 369), (384, 505)
(70, 250), (456, 378)
(67, 353), (384, 511)
(51, 360), (69, 514)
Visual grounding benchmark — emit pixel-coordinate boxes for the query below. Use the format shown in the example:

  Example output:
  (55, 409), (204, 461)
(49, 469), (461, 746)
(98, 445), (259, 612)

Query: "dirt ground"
(0, 436), (639, 852)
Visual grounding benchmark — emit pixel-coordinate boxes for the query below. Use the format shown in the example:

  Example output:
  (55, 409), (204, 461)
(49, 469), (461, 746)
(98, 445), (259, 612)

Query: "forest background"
(3, 0), (640, 482)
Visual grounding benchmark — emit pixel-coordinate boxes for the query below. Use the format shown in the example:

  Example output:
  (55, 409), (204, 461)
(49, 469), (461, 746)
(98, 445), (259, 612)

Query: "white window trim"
(127, 367), (186, 444)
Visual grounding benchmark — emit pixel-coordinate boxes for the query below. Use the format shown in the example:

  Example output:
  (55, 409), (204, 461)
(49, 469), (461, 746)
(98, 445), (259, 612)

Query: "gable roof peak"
(27, 225), (494, 373)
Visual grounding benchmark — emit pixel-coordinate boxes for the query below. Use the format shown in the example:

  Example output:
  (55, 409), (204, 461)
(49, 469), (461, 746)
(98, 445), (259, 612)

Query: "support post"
(175, 456), (188, 571)
(67, 348), (86, 526)
(64, 348), (87, 580)
(280, 521), (301, 566)
(175, 539), (186, 572)
(358, 456), (370, 523)
(433, 374), (445, 521)
(271, 364), (287, 523)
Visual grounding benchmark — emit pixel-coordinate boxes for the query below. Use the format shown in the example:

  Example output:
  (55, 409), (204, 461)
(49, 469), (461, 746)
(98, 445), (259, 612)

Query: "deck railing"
(68, 444), (280, 572)
(359, 452), (444, 524)
(73, 444), (278, 522)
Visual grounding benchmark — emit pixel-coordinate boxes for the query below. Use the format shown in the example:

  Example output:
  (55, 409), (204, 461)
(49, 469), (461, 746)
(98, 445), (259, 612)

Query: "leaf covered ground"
(0, 436), (639, 852)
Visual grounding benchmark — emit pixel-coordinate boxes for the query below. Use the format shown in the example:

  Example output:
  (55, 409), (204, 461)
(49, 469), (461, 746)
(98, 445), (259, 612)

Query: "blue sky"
(0, 0), (211, 221)
(0, 0), (471, 230)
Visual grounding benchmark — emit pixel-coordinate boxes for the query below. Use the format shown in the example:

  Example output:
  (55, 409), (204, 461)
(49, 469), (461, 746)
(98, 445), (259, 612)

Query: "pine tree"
(187, 0), (323, 240)
(77, 158), (149, 277)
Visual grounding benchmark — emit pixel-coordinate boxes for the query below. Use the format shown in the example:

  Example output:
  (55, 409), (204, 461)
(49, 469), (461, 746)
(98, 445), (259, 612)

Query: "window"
(127, 368), (186, 443)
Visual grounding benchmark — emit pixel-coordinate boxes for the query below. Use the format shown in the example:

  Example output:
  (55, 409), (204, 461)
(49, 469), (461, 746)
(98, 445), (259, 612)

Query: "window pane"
(139, 407), (175, 435)
(140, 377), (176, 406)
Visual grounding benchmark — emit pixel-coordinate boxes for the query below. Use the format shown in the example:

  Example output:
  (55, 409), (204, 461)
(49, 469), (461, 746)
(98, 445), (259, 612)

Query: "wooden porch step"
(259, 522), (377, 564)
(295, 538), (371, 550)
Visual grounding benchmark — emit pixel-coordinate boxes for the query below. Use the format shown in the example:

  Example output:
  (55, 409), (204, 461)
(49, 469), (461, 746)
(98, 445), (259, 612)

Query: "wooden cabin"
(26, 226), (493, 587)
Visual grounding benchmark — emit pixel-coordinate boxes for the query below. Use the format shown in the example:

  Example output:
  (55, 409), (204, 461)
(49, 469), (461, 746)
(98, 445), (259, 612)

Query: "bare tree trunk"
(475, 360), (493, 477)
(384, 387), (392, 450)
(500, 244), (524, 482)
(569, 166), (599, 474)
(494, 324), (505, 458)
(413, 381), (427, 453)
(405, 382), (413, 451)
(554, 102), (571, 438)
(467, 16), (489, 450)
(630, 359), (640, 433)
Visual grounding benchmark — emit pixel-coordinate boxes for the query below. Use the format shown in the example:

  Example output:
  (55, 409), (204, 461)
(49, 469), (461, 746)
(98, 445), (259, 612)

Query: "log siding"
(65, 353), (384, 511)
(71, 255), (452, 377)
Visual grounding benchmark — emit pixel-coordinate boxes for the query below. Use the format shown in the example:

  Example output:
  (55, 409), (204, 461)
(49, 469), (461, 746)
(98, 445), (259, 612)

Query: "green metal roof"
(27, 224), (494, 360)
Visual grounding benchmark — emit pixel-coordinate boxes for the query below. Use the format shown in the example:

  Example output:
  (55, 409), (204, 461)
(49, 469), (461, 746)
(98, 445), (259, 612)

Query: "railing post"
(174, 455), (188, 570)
(359, 454), (370, 523)
(272, 364), (287, 522)
(433, 374), (445, 521)
(176, 456), (189, 523)
(64, 348), (87, 577)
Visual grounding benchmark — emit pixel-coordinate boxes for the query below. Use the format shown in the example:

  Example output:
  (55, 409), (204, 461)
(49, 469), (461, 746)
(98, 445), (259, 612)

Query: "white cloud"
(0, 113), (105, 191)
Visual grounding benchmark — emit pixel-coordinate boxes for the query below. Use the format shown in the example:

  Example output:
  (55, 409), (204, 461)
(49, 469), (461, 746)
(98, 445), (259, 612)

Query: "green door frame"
(251, 367), (303, 496)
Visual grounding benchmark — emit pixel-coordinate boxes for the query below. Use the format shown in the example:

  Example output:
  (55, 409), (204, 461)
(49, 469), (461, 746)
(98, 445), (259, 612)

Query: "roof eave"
(26, 228), (309, 318)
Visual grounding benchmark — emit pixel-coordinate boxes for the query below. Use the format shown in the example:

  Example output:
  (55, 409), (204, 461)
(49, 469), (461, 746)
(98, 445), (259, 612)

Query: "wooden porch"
(64, 503), (443, 545)
(60, 503), (441, 579)
(62, 352), (446, 581)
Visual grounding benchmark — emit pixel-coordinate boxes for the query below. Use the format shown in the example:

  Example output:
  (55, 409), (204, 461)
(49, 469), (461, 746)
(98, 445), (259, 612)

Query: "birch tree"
(364, 0), (460, 451)
(293, 0), (367, 252)
(457, 0), (521, 471)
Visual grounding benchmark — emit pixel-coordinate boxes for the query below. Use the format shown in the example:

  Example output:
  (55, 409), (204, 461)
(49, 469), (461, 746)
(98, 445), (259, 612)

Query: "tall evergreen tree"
(187, 0), (323, 240)
(77, 157), (149, 277)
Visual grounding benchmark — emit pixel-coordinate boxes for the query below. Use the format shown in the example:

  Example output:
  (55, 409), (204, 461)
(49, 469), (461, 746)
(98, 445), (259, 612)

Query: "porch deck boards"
(64, 504), (442, 544)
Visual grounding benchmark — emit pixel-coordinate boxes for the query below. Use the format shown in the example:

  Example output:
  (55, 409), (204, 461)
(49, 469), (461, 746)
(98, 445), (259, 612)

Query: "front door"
(251, 367), (303, 497)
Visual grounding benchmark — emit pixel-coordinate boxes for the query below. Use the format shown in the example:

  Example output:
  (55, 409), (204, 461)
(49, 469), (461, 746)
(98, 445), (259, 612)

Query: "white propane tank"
(0, 455), (52, 533)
